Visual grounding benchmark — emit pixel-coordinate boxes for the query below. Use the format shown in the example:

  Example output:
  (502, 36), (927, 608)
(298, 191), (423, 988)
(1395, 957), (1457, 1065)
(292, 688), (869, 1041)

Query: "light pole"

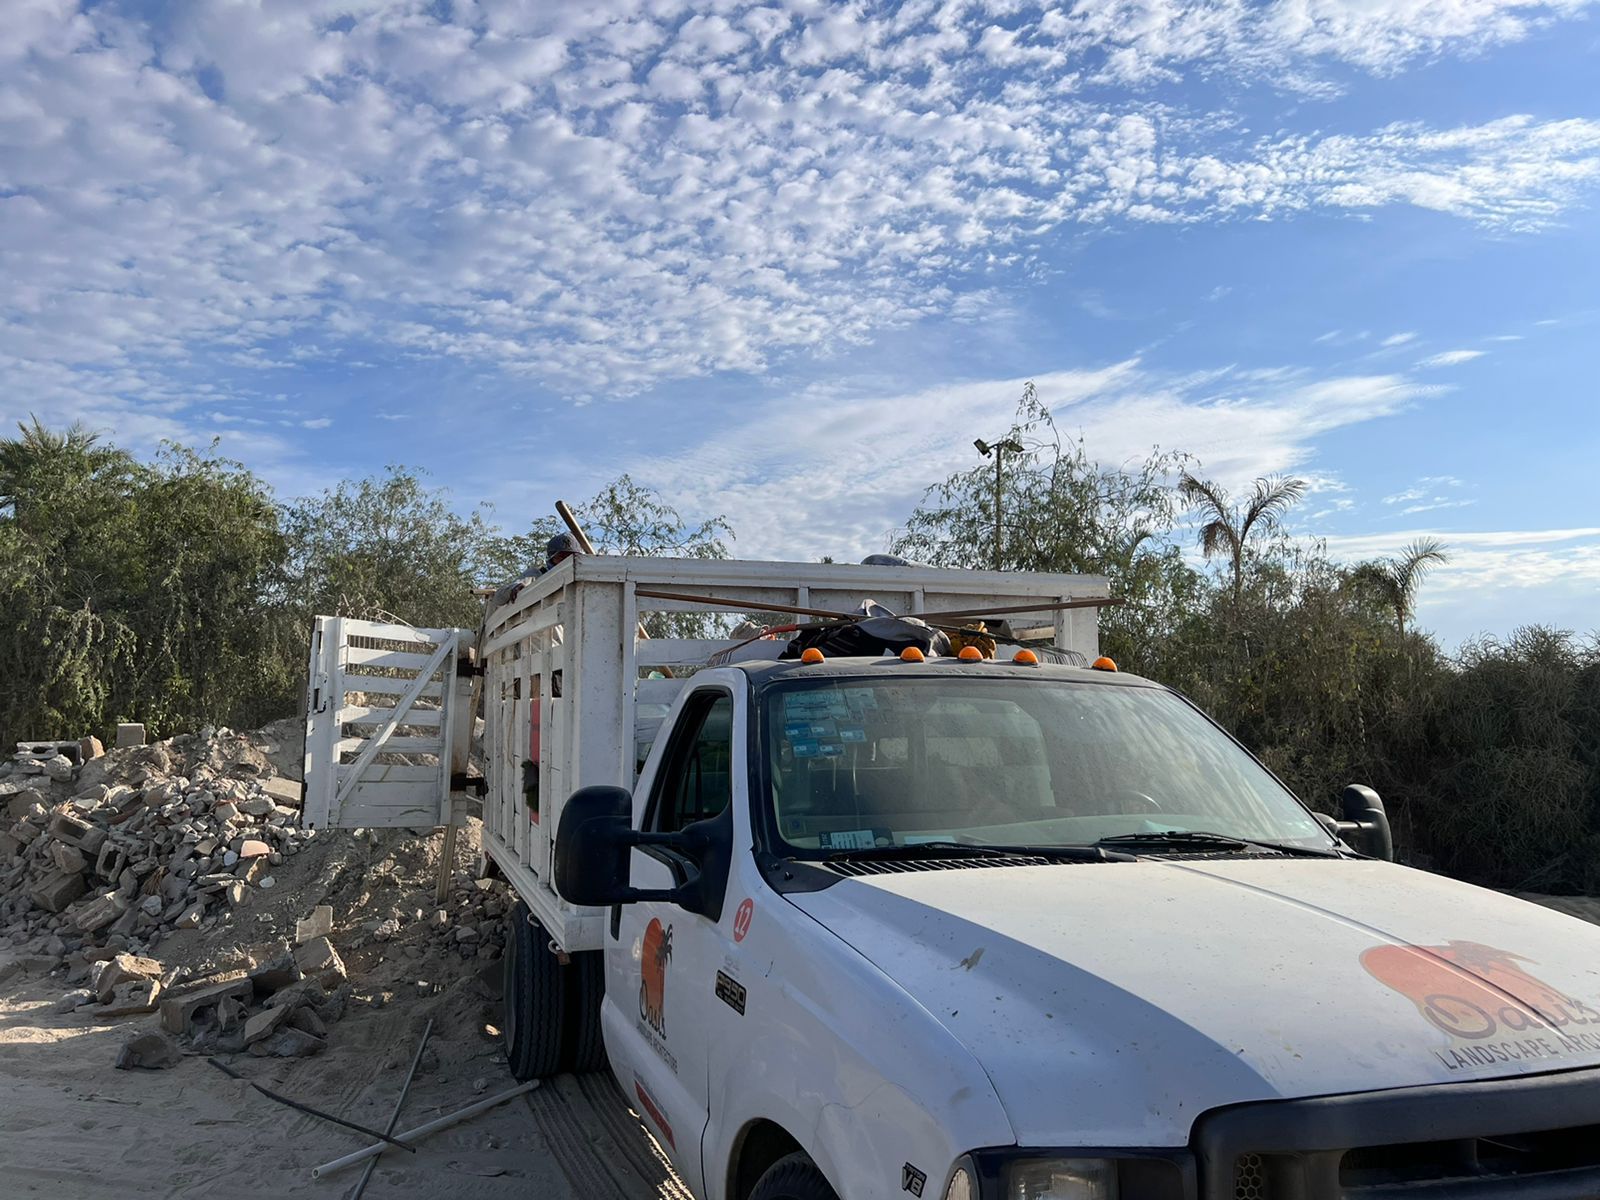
(974, 436), (1024, 571)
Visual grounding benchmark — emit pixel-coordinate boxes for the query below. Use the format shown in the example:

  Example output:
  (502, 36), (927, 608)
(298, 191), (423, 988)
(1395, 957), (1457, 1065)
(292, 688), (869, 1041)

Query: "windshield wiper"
(1094, 830), (1342, 858)
(824, 840), (1132, 863)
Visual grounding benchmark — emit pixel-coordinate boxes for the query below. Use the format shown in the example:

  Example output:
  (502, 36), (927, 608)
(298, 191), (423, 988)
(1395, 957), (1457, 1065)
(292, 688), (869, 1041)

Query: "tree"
(1178, 472), (1308, 604)
(1351, 538), (1449, 639)
(892, 385), (1200, 672)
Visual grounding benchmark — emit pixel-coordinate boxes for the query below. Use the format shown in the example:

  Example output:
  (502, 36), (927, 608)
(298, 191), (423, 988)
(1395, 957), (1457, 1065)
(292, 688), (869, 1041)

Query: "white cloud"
(627, 360), (1435, 562)
(1381, 331), (1418, 346)
(2, 0), (1599, 423)
(1418, 349), (1488, 367)
(301, 417), (332, 429)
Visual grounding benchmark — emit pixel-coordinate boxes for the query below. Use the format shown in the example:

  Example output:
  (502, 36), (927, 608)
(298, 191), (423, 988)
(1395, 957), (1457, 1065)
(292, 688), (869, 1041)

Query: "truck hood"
(787, 858), (1600, 1146)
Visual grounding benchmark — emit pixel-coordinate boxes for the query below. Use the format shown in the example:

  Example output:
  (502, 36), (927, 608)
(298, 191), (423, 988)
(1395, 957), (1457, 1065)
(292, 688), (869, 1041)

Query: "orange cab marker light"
(900, 646), (926, 663)
(957, 645), (983, 662)
(1091, 656), (1118, 672)
(800, 648), (825, 664)
(1012, 649), (1039, 666)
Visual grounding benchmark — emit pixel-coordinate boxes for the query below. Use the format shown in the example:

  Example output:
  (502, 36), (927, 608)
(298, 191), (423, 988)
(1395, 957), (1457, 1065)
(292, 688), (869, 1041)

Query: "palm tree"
(1178, 472), (1308, 603)
(1352, 538), (1449, 639)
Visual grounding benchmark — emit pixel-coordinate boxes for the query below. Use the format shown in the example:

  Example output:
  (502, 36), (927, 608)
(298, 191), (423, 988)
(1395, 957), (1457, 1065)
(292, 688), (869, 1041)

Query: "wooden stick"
(347, 1019), (433, 1200)
(310, 1081), (539, 1179)
(207, 1058), (416, 1152)
(554, 500), (597, 555)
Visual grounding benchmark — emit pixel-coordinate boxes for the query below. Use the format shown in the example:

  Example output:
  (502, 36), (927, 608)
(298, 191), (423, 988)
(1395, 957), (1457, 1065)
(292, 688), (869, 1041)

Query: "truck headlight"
(1004, 1158), (1117, 1200)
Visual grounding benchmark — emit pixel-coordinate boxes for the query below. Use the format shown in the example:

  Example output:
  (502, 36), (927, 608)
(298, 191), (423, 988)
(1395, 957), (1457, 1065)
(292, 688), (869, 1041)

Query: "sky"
(4, 0), (1598, 646)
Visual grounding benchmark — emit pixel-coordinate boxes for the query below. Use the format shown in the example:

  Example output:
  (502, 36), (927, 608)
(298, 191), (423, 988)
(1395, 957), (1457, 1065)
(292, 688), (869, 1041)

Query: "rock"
(225, 881), (249, 907)
(287, 1006), (327, 1038)
(140, 895), (163, 917)
(0, 833), (20, 860)
(212, 802), (239, 823)
(115, 724), (147, 749)
(78, 826), (107, 856)
(236, 839), (271, 859)
(30, 871), (87, 914)
(97, 977), (162, 1017)
(95, 953), (163, 1003)
(261, 778), (301, 807)
(235, 857), (268, 884)
(248, 951), (302, 996)
(293, 937), (347, 988)
(454, 925), (480, 944)
(159, 975), (253, 1034)
(429, 909), (449, 929)
(372, 917), (399, 942)
(44, 755), (75, 783)
(171, 902), (204, 930)
(242, 1003), (294, 1046)
(53, 988), (95, 1014)
(237, 797), (274, 818)
(294, 906), (333, 945)
(5, 789), (44, 821)
(74, 891), (128, 933)
(49, 842), (87, 874)
(164, 968), (249, 998)
(79, 736), (105, 761)
(255, 1027), (325, 1058)
(257, 875), (276, 890)
(115, 1030), (181, 1070)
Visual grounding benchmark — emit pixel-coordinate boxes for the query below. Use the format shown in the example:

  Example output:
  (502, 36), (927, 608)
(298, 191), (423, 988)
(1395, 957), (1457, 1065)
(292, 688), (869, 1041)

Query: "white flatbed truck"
(304, 555), (1600, 1200)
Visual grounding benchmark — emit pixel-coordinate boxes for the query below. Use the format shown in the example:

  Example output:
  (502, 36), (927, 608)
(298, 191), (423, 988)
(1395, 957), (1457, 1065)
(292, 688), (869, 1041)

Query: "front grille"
(1233, 1153), (1268, 1200)
(1198, 1067), (1600, 1200)
(1340, 1123), (1600, 1190)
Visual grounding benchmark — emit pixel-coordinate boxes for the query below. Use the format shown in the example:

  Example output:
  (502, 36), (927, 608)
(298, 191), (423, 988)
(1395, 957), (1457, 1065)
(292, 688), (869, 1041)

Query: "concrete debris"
(96, 953), (163, 1003)
(294, 905), (333, 945)
(160, 975), (254, 1035)
(98, 977), (163, 1017)
(115, 724), (146, 749)
(115, 1029), (182, 1070)
(54, 988), (95, 1013)
(293, 937), (347, 989)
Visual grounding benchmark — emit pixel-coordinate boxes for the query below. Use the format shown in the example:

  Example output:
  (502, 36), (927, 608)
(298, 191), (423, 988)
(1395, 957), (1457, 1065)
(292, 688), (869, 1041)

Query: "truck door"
(606, 687), (740, 1196)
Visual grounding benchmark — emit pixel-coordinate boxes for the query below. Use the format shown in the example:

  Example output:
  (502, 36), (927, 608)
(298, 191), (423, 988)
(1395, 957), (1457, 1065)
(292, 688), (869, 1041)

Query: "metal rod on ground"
(311, 1081), (540, 1179)
(347, 1018), (434, 1200)
(206, 1058), (416, 1152)
(434, 822), (457, 906)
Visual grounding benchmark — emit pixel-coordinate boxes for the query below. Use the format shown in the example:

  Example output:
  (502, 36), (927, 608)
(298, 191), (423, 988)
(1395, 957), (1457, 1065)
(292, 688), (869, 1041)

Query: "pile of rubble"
(0, 725), (346, 1051)
(0, 728), (309, 960)
(52, 920), (352, 1066)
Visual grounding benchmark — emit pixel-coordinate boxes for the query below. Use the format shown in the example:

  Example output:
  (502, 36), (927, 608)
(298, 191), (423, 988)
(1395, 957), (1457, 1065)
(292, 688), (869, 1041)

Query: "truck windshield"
(762, 677), (1335, 854)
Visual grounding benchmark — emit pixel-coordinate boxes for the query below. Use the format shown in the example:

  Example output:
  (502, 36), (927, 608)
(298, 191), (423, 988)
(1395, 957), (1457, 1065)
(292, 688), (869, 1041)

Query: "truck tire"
(562, 949), (607, 1074)
(749, 1152), (840, 1200)
(503, 900), (566, 1080)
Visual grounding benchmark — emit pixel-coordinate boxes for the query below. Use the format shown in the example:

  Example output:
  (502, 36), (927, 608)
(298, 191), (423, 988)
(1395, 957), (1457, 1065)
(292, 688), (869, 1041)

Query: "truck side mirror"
(1337, 784), (1394, 862)
(554, 786), (635, 906)
(554, 785), (704, 909)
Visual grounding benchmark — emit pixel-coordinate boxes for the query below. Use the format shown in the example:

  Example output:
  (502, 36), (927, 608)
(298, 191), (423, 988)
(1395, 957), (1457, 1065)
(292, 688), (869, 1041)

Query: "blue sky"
(5, 0), (1598, 645)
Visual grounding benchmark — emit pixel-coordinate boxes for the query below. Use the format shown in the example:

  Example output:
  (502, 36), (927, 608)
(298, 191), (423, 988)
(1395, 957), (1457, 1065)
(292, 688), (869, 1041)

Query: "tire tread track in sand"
(524, 1072), (689, 1200)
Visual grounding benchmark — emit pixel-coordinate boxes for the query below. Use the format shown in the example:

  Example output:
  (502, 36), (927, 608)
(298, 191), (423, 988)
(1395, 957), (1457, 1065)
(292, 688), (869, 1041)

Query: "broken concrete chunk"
(95, 953), (163, 1003)
(74, 891), (128, 933)
(115, 723), (146, 749)
(261, 777), (301, 807)
(159, 975), (253, 1034)
(294, 905), (333, 945)
(78, 826), (107, 857)
(254, 1026), (326, 1058)
(54, 988), (96, 1014)
(236, 839), (271, 859)
(30, 870), (88, 914)
(44, 754), (75, 783)
(97, 977), (162, 1018)
(248, 951), (302, 997)
(234, 857), (268, 884)
(49, 841), (88, 874)
(115, 1029), (181, 1070)
(171, 902), (205, 930)
(293, 937), (347, 989)
(48, 812), (94, 846)
(287, 1006), (328, 1038)
(5, 789), (44, 821)
(242, 1003), (293, 1046)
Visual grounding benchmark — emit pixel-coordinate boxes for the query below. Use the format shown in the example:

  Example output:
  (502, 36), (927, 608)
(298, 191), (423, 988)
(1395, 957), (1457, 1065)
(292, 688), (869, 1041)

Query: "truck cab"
(560, 656), (1600, 1200)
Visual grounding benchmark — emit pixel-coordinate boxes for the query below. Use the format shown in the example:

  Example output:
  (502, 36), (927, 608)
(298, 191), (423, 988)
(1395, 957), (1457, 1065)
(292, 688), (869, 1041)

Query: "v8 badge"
(901, 1163), (927, 1197)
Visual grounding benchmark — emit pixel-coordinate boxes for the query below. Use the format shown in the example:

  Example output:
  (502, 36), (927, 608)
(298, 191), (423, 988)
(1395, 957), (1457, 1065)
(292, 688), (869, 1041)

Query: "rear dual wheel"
(502, 900), (606, 1080)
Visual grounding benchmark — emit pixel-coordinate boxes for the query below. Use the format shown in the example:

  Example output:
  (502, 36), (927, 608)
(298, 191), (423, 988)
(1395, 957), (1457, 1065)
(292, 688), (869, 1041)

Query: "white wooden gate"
(302, 616), (475, 829)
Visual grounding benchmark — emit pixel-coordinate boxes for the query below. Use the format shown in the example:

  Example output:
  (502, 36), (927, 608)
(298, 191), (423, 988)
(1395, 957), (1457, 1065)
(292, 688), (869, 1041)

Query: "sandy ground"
(0, 949), (684, 1199)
